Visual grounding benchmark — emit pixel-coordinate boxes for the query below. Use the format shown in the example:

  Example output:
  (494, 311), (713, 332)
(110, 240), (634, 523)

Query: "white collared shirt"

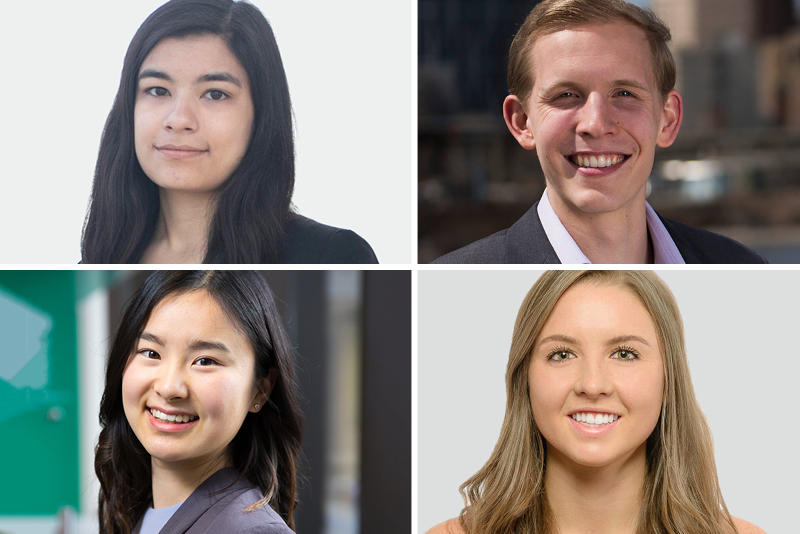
(536, 189), (685, 264)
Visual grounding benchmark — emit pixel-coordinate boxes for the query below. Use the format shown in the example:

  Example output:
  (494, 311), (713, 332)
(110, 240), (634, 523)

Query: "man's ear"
(250, 368), (276, 413)
(503, 94), (536, 150)
(656, 90), (683, 148)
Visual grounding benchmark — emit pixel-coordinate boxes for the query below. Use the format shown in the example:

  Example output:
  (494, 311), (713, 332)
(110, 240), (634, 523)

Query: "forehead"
(541, 281), (657, 338)
(139, 34), (249, 84)
(145, 290), (247, 343)
(529, 21), (656, 91)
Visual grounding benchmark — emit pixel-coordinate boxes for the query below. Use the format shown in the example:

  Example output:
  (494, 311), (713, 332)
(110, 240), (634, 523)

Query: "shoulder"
(426, 517), (465, 534)
(731, 516), (766, 534)
(432, 229), (510, 264)
(204, 488), (294, 533)
(282, 214), (378, 264)
(659, 216), (766, 264)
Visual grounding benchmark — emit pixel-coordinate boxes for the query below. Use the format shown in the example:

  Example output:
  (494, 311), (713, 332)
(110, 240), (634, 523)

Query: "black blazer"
(154, 468), (293, 534)
(280, 214), (378, 264)
(432, 202), (766, 264)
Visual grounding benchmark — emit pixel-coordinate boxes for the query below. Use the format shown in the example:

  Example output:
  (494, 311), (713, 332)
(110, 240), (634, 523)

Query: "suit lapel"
(505, 201), (561, 263)
(159, 468), (244, 534)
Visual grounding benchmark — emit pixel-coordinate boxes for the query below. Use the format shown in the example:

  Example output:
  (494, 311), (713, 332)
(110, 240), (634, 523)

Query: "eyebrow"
(139, 331), (165, 345)
(138, 69), (243, 88)
(138, 332), (230, 353)
(537, 334), (652, 348)
(187, 339), (230, 353)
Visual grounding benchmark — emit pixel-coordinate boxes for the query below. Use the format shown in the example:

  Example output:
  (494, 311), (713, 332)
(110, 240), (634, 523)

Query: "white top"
(536, 188), (685, 264)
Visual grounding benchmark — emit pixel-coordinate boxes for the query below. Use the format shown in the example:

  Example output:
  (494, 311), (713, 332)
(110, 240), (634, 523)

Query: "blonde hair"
(507, 0), (676, 104)
(458, 271), (737, 534)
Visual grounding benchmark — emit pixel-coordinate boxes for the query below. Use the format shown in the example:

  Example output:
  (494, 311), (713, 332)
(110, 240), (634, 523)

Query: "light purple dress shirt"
(536, 189), (685, 264)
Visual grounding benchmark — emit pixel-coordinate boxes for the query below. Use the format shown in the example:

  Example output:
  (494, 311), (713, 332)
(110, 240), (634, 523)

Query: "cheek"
(133, 106), (155, 157)
(121, 365), (148, 419)
(529, 367), (567, 427)
(198, 373), (251, 421)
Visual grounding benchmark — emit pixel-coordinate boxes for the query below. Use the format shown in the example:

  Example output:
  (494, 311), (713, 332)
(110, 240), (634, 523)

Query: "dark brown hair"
(81, 0), (295, 263)
(95, 271), (302, 533)
(507, 0), (676, 103)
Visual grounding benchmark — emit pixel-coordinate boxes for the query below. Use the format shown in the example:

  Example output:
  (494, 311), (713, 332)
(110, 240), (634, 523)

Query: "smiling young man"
(433, 0), (764, 264)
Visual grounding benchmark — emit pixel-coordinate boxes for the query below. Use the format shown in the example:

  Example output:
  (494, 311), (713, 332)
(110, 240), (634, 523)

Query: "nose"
(153, 360), (189, 400)
(573, 357), (613, 399)
(164, 94), (198, 132)
(576, 93), (617, 138)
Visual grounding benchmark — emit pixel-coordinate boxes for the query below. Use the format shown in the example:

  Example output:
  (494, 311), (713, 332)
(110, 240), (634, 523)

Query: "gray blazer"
(158, 468), (294, 534)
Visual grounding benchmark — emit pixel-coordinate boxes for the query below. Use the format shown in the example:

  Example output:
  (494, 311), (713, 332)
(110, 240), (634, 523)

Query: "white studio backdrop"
(418, 269), (797, 534)
(0, 1), (411, 264)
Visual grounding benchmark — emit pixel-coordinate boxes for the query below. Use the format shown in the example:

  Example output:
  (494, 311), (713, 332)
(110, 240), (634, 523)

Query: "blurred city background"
(419, 0), (800, 262)
(0, 271), (409, 534)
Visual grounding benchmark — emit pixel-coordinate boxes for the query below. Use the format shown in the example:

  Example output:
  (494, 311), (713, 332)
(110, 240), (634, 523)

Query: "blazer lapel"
(505, 201), (561, 264)
(159, 468), (245, 534)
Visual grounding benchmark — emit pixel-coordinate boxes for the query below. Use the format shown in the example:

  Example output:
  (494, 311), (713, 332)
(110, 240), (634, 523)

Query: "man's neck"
(545, 446), (646, 534)
(548, 189), (652, 264)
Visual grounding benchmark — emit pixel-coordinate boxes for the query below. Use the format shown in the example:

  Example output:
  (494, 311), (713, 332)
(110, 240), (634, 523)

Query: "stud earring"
(253, 403), (261, 411)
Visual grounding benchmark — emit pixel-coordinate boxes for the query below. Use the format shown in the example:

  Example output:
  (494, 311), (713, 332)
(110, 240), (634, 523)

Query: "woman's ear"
(250, 368), (277, 413)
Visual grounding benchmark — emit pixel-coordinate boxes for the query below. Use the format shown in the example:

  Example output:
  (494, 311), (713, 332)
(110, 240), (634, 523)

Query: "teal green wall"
(0, 272), (80, 515)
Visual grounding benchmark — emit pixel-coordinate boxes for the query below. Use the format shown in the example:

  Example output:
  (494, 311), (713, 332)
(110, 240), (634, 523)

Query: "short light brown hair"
(508, 0), (676, 103)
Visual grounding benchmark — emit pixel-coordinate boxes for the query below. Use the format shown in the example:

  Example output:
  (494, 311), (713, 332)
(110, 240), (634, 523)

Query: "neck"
(544, 445), (647, 534)
(548, 189), (652, 264)
(143, 190), (217, 264)
(150, 454), (231, 509)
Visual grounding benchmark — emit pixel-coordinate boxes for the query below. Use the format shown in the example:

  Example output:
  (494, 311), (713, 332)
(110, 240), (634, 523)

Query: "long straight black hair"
(81, 0), (294, 263)
(95, 271), (303, 534)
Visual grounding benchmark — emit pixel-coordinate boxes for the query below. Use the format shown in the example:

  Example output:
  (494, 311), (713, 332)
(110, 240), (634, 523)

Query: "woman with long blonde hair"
(429, 270), (763, 534)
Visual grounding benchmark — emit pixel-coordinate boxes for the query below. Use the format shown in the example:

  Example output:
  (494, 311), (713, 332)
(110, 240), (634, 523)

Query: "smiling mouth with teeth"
(149, 408), (199, 424)
(570, 412), (620, 426)
(568, 154), (629, 169)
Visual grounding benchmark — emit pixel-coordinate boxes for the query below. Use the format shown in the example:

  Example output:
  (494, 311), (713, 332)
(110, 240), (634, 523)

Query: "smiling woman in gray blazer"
(95, 271), (301, 534)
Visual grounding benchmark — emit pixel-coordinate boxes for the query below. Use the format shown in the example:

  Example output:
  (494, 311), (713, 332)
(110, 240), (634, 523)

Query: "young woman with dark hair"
(81, 0), (377, 264)
(95, 271), (302, 533)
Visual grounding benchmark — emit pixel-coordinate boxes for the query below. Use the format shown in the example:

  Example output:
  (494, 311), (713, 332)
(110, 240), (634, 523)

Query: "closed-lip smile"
(155, 144), (208, 158)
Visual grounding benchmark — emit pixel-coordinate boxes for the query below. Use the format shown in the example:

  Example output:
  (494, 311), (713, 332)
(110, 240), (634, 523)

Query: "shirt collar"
(537, 188), (685, 264)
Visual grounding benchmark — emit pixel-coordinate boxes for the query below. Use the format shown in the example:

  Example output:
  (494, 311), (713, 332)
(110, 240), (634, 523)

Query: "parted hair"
(81, 0), (294, 263)
(507, 0), (676, 103)
(458, 270), (737, 534)
(95, 271), (302, 534)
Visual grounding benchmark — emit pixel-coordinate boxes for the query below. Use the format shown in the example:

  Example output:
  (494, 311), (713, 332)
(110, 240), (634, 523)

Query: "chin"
(566, 448), (621, 468)
(562, 189), (631, 215)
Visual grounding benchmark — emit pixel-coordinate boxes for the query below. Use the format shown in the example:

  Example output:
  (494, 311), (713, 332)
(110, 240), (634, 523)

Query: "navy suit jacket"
(155, 468), (294, 534)
(433, 202), (765, 264)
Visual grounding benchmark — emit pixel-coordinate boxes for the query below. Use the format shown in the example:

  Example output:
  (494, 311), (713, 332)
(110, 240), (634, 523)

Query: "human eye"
(203, 89), (230, 101)
(547, 346), (575, 362)
(611, 346), (640, 361)
(614, 89), (636, 98)
(143, 86), (170, 97)
(137, 348), (161, 360)
(193, 357), (220, 367)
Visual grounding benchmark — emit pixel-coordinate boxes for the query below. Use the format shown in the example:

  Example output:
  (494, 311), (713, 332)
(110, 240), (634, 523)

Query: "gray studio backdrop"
(418, 269), (796, 533)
